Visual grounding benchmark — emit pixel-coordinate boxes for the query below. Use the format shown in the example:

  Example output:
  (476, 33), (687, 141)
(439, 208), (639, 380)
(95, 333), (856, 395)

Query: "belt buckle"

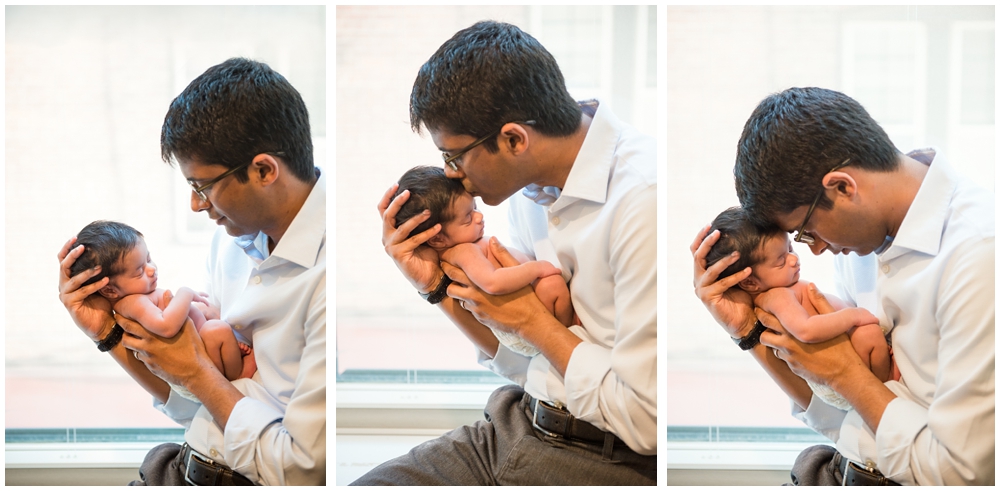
(843, 459), (880, 486)
(184, 445), (216, 486)
(532, 399), (564, 439)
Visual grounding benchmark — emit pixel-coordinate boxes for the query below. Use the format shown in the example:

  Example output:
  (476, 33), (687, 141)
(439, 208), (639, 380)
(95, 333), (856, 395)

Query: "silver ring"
(460, 301), (467, 310)
(134, 350), (140, 360)
(773, 348), (780, 359)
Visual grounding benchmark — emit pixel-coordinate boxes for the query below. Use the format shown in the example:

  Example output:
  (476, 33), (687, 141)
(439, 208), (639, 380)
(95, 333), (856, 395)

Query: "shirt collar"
(880, 150), (955, 261)
(234, 168), (326, 268)
(521, 100), (620, 210)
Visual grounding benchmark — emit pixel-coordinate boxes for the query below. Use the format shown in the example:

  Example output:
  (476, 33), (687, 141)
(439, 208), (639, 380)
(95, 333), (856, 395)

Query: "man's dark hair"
(69, 220), (144, 289)
(161, 57), (314, 183)
(410, 20), (582, 153)
(704, 207), (783, 281)
(734, 87), (900, 226)
(393, 166), (467, 239)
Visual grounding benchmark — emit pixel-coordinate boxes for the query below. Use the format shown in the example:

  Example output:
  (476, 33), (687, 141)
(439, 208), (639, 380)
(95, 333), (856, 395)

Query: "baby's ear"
(98, 283), (120, 299)
(738, 275), (762, 293)
(427, 232), (448, 249)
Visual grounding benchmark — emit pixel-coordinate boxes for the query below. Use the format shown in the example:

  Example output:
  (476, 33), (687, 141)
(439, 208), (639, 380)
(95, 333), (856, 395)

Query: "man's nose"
(443, 163), (464, 179)
(191, 191), (210, 212)
(808, 239), (827, 256)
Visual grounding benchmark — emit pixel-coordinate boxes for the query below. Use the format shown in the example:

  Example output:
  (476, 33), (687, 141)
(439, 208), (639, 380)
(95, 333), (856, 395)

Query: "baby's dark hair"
(68, 220), (144, 289)
(704, 207), (784, 281)
(392, 166), (467, 239)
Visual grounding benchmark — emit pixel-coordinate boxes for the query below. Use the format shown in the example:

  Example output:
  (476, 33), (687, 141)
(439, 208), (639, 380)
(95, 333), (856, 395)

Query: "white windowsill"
(6, 442), (156, 468)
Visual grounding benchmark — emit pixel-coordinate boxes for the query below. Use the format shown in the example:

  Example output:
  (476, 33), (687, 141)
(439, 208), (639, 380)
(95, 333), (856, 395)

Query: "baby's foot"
(237, 343), (257, 379)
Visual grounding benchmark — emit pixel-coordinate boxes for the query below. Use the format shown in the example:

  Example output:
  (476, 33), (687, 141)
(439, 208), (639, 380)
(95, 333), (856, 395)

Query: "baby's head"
(69, 220), (158, 299)
(393, 166), (485, 251)
(704, 207), (801, 293)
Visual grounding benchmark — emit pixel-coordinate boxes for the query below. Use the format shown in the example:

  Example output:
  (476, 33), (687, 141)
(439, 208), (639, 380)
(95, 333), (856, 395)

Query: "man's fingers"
(441, 261), (471, 286)
(377, 183), (400, 217)
(61, 267), (106, 296)
(57, 236), (79, 262)
(397, 219), (439, 250)
(489, 237), (520, 268)
(807, 283), (836, 315)
(381, 188), (410, 233)
(690, 224), (712, 255)
(696, 249), (745, 289)
(58, 243), (87, 278)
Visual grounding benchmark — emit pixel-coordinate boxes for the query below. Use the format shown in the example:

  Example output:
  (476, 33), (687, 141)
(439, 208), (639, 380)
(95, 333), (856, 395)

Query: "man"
(692, 87), (994, 485)
(56, 58), (325, 485)
(362, 21), (656, 485)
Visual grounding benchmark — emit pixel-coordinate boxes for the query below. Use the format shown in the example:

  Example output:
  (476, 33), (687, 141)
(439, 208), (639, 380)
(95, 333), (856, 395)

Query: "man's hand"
(378, 183), (445, 292)
(58, 237), (115, 342)
(690, 225), (756, 338)
(757, 307), (860, 387)
(118, 313), (214, 388)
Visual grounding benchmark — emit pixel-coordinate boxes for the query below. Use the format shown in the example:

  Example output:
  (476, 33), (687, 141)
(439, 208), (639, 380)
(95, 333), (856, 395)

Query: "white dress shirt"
(155, 170), (326, 485)
(793, 152), (995, 485)
(478, 102), (658, 455)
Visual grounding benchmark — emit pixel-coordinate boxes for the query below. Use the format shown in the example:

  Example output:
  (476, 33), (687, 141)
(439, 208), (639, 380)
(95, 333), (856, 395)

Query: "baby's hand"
(537, 260), (562, 278)
(190, 291), (211, 306)
(162, 290), (174, 305)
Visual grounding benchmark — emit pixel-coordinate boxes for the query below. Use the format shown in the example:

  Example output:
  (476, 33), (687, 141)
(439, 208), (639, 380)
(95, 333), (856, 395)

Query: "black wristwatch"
(96, 323), (125, 352)
(732, 320), (767, 351)
(419, 274), (453, 305)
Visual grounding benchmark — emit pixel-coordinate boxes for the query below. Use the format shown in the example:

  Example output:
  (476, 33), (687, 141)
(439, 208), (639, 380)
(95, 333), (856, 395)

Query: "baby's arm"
(117, 287), (196, 338)
(756, 287), (879, 344)
(443, 243), (561, 296)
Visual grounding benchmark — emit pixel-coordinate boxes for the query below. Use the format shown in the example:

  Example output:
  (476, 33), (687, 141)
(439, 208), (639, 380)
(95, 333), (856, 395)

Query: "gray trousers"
(128, 442), (189, 486)
(789, 444), (842, 486)
(350, 384), (656, 486)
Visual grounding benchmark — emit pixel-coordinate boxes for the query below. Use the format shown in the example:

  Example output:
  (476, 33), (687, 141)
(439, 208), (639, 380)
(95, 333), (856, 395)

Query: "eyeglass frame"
(793, 158), (852, 246)
(188, 152), (286, 201)
(442, 121), (536, 172)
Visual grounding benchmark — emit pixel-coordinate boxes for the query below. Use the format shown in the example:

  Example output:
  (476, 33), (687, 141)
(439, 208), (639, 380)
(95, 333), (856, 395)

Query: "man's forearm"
(186, 366), (244, 429)
(829, 361), (895, 432)
(517, 312), (581, 376)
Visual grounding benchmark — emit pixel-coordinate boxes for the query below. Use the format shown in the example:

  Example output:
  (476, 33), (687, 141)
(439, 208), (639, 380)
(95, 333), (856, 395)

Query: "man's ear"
(249, 153), (280, 186)
(499, 122), (530, 156)
(98, 283), (120, 299)
(823, 170), (858, 199)
(738, 275), (763, 293)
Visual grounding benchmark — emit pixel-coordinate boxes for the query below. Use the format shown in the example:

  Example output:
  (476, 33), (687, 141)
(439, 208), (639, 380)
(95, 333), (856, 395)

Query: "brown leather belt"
(834, 452), (900, 486)
(182, 443), (255, 486)
(528, 396), (624, 446)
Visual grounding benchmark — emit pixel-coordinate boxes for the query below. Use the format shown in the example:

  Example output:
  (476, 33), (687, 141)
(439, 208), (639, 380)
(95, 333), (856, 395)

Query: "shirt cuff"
(477, 344), (530, 386)
(223, 396), (285, 482)
(874, 397), (926, 484)
(792, 393), (847, 443)
(563, 342), (611, 417)
(153, 390), (202, 428)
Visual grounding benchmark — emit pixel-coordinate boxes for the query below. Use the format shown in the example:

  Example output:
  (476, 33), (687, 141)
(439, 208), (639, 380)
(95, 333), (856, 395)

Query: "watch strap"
(419, 274), (453, 305)
(96, 323), (125, 352)
(732, 320), (767, 351)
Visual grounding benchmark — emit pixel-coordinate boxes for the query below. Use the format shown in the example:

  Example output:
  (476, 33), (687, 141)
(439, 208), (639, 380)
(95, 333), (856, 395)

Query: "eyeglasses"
(793, 158), (852, 246)
(442, 121), (535, 172)
(189, 152), (285, 201)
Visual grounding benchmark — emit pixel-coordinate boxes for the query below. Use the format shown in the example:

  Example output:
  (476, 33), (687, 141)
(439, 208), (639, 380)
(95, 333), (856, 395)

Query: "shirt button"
(865, 459), (876, 469)
(551, 216), (561, 226)
(254, 276), (262, 284)
(210, 449), (218, 457)
(881, 264), (890, 274)
(234, 325), (242, 330)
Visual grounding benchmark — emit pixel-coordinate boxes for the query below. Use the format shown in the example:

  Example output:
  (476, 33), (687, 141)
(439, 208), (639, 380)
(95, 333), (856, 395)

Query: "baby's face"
(439, 192), (485, 247)
(109, 237), (158, 297)
(751, 234), (800, 290)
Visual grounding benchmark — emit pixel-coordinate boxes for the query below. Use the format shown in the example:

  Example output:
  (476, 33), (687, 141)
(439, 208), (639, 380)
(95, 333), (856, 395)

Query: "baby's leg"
(198, 320), (244, 381)
(532, 275), (575, 327)
(848, 324), (892, 383)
